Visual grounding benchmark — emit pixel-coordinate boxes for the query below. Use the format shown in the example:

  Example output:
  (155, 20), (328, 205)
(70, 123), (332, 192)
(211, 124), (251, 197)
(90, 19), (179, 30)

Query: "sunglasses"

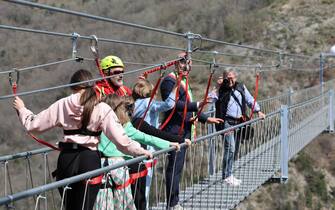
(107, 70), (124, 76)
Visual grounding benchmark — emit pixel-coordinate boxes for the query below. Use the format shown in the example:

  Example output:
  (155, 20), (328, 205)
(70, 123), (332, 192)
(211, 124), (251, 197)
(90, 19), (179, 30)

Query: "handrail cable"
(4, 0), (314, 58)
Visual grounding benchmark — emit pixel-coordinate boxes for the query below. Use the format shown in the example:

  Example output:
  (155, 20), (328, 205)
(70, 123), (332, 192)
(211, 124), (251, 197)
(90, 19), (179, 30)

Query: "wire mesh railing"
(0, 86), (333, 209)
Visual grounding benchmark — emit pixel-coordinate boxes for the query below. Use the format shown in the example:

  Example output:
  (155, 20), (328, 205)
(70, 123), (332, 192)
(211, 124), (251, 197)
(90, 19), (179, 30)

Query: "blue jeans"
(222, 121), (235, 178)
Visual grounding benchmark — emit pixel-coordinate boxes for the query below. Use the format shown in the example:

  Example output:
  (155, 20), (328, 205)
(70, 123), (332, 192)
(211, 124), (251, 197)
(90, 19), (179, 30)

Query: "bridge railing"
(0, 86), (334, 209)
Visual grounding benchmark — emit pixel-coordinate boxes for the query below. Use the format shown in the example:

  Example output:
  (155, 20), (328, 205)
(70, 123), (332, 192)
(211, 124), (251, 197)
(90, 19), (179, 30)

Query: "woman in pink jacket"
(13, 69), (151, 210)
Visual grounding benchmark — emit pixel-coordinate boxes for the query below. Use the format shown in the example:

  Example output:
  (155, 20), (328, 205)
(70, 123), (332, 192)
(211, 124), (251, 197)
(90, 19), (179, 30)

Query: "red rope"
(137, 73), (164, 129)
(11, 81), (60, 151)
(178, 75), (189, 136)
(193, 72), (213, 121)
(142, 60), (177, 77)
(249, 73), (260, 119)
(114, 159), (158, 190)
(159, 72), (183, 130)
(137, 61), (179, 129)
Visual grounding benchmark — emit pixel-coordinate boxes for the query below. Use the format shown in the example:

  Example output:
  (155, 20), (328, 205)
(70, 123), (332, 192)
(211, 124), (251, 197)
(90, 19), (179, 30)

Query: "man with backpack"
(214, 70), (265, 186)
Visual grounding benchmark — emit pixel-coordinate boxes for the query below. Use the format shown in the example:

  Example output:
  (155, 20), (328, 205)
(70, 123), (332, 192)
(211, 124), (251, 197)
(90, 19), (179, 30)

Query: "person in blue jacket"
(160, 52), (223, 209)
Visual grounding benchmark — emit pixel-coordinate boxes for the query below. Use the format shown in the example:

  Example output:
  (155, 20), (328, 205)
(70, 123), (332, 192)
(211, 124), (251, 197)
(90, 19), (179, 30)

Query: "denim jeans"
(222, 121), (235, 178)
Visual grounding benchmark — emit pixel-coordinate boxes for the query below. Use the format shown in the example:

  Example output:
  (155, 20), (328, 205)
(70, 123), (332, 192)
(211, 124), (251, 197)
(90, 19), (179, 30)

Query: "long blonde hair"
(102, 94), (134, 125)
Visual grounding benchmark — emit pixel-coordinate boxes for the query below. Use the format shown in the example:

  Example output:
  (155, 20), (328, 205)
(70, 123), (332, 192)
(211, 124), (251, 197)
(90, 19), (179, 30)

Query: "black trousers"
(56, 147), (101, 210)
(129, 162), (147, 210)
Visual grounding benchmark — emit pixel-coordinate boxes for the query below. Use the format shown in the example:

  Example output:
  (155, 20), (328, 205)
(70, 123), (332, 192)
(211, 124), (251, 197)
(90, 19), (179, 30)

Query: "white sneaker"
(224, 175), (241, 186)
(170, 204), (184, 210)
(231, 175), (242, 184)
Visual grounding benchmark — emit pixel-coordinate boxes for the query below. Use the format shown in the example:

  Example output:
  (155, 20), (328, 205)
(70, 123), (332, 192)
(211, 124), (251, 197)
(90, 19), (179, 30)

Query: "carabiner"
(71, 32), (80, 59)
(159, 62), (167, 77)
(255, 63), (262, 74)
(9, 69), (20, 87)
(90, 35), (99, 59)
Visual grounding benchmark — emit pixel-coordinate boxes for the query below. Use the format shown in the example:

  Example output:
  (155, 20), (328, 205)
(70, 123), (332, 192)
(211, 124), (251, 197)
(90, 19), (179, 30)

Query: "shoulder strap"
(232, 82), (246, 116)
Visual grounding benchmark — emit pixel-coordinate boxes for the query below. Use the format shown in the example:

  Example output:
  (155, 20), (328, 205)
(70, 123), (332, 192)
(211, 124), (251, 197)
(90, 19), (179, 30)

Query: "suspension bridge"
(1, 1), (335, 209)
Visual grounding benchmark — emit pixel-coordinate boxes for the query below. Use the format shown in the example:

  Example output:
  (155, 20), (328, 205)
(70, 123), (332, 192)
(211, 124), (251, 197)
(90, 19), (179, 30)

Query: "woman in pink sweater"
(13, 69), (151, 210)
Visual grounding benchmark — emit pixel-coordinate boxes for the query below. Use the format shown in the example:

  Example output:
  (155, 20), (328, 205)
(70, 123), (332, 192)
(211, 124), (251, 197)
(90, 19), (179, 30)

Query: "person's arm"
(14, 96), (62, 134)
(132, 118), (183, 143)
(124, 122), (171, 149)
(99, 104), (151, 157)
(151, 90), (176, 112)
(160, 77), (198, 112)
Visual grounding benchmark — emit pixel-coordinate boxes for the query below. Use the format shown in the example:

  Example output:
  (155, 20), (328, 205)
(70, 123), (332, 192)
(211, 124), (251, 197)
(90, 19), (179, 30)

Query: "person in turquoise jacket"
(96, 95), (180, 210)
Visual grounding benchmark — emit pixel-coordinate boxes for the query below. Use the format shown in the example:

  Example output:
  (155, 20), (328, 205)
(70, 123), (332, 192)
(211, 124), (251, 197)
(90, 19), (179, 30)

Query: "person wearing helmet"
(95, 55), (132, 97)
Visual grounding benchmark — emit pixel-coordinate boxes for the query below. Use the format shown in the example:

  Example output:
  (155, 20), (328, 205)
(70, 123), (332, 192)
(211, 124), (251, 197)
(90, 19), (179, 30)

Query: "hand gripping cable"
(9, 71), (60, 151)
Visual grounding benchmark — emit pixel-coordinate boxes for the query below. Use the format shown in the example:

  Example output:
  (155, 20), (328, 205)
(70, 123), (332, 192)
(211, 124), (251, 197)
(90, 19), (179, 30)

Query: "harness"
(63, 128), (102, 136)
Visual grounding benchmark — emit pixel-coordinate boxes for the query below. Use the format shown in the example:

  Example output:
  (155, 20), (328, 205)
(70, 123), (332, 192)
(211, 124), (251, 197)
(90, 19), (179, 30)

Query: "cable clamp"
(71, 32), (80, 59)
(90, 35), (99, 59)
(9, 69), (20, 87)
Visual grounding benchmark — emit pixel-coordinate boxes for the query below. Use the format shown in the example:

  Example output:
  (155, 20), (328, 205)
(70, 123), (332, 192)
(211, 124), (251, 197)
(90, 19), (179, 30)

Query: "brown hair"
(132, 79), (153, 100)
(102, 95), (134, 125)
(70, 69), (97, 129)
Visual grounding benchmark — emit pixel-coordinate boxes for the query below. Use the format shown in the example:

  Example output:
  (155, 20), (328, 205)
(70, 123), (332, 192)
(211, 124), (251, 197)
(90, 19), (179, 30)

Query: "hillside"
(1, 0), (335, 209)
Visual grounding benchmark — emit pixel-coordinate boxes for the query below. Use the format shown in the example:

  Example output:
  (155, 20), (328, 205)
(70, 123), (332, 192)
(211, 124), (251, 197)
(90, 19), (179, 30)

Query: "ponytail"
(70, 69), (97, 128)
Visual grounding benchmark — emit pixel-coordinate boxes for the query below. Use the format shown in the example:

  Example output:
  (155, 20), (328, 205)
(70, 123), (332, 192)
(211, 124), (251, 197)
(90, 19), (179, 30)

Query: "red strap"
(159, 73), (183, 130)
(28, 133), (60, 151)
(114, 159), (158, 190)
(86, 174), (103, 185)
(137, 75), (164, 129)
(142, 60), (177, 77)
(11, 82), (60, 151)
(193, 72), (213, 121)
(178, 75), (189, 136)
(137, 61), (179, 129)
(249, 73), (260, 119)
(12, 83), (17, 95)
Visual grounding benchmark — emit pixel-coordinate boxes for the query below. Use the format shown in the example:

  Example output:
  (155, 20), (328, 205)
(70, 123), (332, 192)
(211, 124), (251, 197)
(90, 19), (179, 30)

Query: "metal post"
(320, 53), (324, 94)
(208, 104), (216, 175)
(288, 87), (293, 107)
(280, 105), (288, 183)
(329, 89), (334, 133)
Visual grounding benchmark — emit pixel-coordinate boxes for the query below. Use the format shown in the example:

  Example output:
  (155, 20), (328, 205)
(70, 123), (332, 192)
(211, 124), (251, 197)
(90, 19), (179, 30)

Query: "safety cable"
(0, 58), (78, 75)
(0, 58), (179, 100)
(5, 0), (314, 59)
(0, 24), (184, 51)
(192, 58), (279, 69)
(0, 24), (282, 62)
